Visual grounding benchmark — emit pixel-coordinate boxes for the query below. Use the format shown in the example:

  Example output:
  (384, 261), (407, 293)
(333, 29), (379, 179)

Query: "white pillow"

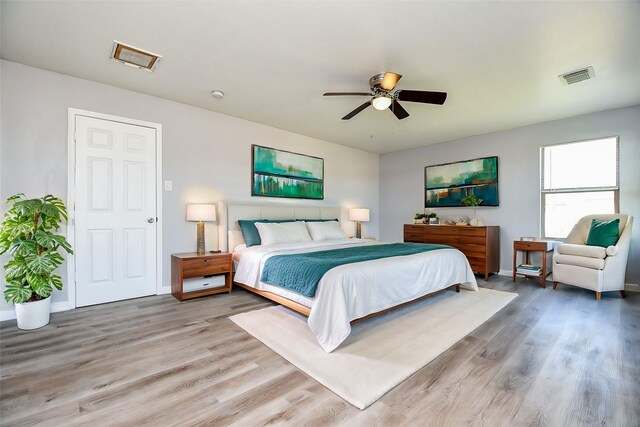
(255, 221), (311, 245)
(233, 243), (247, 253)
(228, 230), (245, 252)
(306, 221), (347, 241)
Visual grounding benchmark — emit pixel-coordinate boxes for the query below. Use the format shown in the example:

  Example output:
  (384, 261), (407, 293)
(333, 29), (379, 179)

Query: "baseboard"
(0, 300), (73, 322)
(625, 283), (640, 292)
(501, 268), (639, 293)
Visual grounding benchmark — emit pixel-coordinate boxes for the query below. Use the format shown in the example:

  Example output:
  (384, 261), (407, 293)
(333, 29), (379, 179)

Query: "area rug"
(229, 287), (517, 410)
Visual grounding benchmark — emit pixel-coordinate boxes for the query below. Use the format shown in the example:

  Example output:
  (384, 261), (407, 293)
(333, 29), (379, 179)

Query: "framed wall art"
(425, 156), (499, 207)
(251, 145), (324, 200)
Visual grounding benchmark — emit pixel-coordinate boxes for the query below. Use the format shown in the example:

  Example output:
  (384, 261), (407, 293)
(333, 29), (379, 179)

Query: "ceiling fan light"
(372, 95), (392, 110)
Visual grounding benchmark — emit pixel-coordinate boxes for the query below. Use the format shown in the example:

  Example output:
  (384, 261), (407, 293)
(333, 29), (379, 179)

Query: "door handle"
(147, 217), (155, 223)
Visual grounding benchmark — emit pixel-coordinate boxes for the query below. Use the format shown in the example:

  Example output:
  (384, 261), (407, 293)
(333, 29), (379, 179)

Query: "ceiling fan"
(323, 72), (447, 120)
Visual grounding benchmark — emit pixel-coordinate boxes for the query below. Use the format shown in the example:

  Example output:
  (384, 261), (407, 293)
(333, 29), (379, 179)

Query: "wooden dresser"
(404, 224), (500, 280)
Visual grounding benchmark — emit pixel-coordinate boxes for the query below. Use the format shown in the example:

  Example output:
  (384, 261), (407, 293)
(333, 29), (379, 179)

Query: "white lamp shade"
(186, 204), (216, 222)
(349, 208), (370, 222)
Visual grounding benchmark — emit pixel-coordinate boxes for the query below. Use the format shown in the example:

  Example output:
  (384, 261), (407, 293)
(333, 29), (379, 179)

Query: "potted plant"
(414, 213), (426, 224)
(426, 212), (439, 224)
(1, 194), (73, 330)
(461, 193), (484, 226)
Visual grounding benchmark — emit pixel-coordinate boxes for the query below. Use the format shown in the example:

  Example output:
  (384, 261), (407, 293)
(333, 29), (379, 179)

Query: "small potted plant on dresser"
(414, 213), (427, 224)
(0, 194), (73, 330)
(426, 212), (439, 224)
(461, 193), (485, 226)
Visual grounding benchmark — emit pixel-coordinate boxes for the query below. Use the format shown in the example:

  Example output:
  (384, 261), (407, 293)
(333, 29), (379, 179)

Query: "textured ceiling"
(2, 0), (639, 153)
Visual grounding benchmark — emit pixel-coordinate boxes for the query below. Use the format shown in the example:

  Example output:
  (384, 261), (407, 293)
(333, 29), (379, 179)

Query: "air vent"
(559, 66), (595, 85)
(110, 41), (162, 72)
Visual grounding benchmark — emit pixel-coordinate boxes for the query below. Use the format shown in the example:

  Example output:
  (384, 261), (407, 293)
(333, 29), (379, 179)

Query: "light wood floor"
(1, 276), (638, 427)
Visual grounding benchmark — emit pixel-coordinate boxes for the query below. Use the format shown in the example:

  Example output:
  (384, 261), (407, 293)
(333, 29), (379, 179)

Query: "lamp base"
(196, 222), (205, 255)
(355, 222), (362, 239)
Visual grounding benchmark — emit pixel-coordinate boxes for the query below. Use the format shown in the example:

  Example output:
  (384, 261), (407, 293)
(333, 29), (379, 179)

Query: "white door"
(75, 115), (157, 307)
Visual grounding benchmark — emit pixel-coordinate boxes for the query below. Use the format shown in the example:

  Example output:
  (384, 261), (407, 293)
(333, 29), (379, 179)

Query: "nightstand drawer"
(182, 257), (230, 277)
(514, 241), (548, 251)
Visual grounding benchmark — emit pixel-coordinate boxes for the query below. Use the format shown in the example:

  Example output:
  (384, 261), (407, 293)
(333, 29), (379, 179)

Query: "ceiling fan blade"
(323, 92), (372, 96)
(342, 101), (371, 120)
(380, 72), (402, 91)
(390, 100), (410, 120)
(396, 90), (447, 105)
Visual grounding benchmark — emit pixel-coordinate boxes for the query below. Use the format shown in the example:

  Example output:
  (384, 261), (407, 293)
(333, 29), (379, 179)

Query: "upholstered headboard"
(217, 201), (343, 252)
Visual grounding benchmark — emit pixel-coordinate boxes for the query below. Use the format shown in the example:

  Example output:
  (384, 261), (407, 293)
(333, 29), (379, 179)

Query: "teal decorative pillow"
(238, 219), (284, 247)
(586, 218), (620, 248)
(238, 218), (338, 247)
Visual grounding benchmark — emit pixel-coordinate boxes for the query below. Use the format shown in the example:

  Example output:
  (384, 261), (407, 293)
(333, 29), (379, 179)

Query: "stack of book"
(516, 264), (542, 276)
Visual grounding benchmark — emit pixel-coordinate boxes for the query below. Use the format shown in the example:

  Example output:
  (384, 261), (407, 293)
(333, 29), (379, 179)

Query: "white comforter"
(233, 239), (478, 352)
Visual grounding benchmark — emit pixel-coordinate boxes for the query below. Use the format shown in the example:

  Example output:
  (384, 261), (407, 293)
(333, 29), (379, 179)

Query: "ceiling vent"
(559, 66), (595, 85)
(110, 41), (162, 72)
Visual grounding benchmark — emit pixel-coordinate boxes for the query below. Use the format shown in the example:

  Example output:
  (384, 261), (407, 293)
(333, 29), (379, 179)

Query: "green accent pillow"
(586, 218), (620, 248)
(238, 218), (338, 247)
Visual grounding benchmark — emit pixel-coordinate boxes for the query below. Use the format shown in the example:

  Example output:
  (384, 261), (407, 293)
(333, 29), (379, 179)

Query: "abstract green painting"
(252, 145), (324, 199)
(425, 156), (499, 207)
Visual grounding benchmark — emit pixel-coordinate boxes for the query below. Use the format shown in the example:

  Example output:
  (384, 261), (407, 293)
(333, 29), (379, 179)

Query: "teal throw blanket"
(261, 243), (452, 297)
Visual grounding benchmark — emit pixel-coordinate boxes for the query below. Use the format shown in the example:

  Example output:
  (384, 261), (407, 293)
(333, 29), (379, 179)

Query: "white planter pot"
(15, 296), (51, 330)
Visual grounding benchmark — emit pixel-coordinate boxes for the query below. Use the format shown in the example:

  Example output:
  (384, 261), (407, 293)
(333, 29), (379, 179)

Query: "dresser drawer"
(414, 235), (486, 246)
(420, 226), (486, 237)
(452, 243), (487, 256)
(469, 261), (487, 272)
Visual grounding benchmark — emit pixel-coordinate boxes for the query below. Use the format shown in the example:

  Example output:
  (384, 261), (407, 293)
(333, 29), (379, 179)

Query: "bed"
(219, 202), (478, 352)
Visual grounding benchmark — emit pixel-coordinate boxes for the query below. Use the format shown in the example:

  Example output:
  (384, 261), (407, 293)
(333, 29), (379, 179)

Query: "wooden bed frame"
(234, 276), (460, 323)
(220, 201), (462, 324)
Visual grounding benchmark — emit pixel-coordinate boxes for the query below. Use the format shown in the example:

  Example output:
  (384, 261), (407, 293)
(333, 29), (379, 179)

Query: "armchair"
(552, 214), (633, 300)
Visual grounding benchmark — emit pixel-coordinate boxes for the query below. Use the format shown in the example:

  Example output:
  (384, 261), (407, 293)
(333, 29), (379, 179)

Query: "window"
(541, 137), (619, 239)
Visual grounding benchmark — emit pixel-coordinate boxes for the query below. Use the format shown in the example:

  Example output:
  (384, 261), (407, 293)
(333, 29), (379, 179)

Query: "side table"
(512, 240), (559, 288)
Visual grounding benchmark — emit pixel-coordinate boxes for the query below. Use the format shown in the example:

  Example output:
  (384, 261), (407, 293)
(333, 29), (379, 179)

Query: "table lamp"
(186, 204), (216, 255)
(349, 208), (370, 239)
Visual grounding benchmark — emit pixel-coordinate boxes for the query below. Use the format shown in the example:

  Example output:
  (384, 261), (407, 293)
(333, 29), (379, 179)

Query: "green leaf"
(49, 251), (65, 266)
(26, 272), (52, 298)
(14, 199), (42, 217)
(25, 253), (57, 275)
(53, 235), (73, 254)
(6, 194), (25, 204)
(3, 282), (33, 304)
(34, 230), (55, 248)
(4, 258), (28, 280)
(0, 238), (10, 255)
(50, 274), (64, 291)
(34, 232), (72, 254)
(44, 195), (68, 221)
(8, 217), (34, 240)
(40, 203), (59, 219)
(9, 238), (37, 257)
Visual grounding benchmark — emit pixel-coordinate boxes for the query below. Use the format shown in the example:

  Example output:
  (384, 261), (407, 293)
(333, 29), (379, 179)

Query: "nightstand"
(171, 252), (233, 301)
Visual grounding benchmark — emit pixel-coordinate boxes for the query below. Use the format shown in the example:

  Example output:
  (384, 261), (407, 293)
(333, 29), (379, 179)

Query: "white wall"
(380, 105), (640, 284)
(0, 60), (379, 316)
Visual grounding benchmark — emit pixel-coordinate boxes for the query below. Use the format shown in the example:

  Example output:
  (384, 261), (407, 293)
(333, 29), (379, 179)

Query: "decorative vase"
(15, 296), (51, 330)
(469, 208), (485, 226)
